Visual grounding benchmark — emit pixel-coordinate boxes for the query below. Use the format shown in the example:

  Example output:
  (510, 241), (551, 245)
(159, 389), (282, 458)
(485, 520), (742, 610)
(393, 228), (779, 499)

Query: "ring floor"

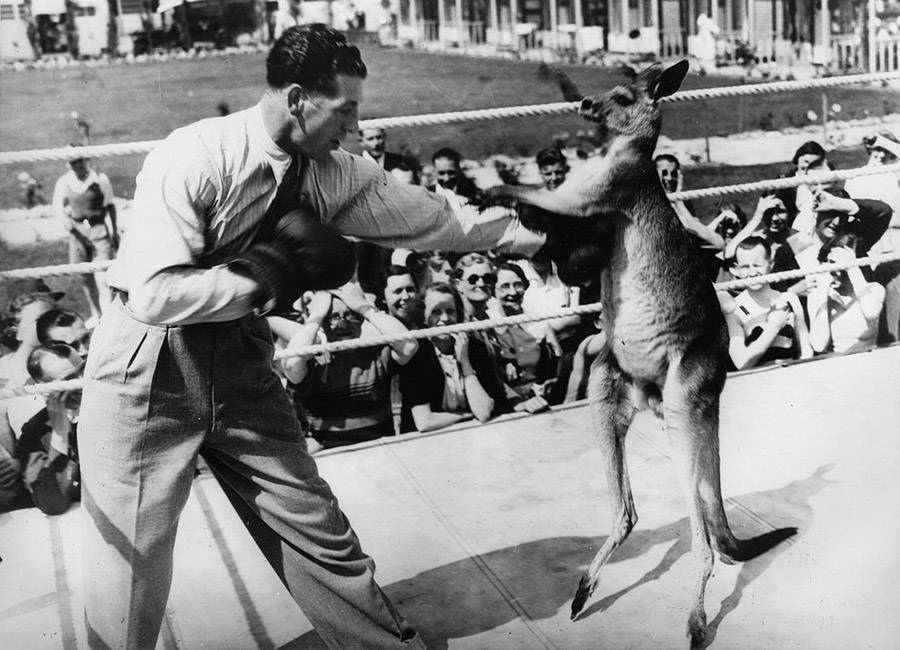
(1, 344), (898, 649)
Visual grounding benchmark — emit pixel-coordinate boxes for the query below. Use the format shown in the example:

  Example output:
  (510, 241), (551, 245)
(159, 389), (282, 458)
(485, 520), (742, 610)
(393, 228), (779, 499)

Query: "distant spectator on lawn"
(723, 237), (812, 369)
(17, 172), (46, 208)
(808, 232), (886, 354)
(52, 147), (118, 327)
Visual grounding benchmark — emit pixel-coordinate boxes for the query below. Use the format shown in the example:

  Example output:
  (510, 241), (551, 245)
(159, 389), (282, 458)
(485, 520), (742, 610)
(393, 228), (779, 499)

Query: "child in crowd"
(723, 237), (812, 369)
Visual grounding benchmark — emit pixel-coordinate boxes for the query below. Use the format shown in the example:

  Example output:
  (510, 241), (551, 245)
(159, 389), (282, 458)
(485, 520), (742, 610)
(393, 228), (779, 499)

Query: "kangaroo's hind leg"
(661, 352), (727, 649)
(571, 347), (640, 620)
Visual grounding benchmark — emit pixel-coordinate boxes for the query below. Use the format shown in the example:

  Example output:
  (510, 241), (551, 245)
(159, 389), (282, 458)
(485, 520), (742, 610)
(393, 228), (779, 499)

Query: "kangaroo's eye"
(580, 98), (593, 112)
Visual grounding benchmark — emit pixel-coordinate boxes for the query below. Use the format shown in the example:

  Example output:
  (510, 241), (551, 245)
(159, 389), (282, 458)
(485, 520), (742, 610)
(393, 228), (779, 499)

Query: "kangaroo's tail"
(706, 498), (796, 563)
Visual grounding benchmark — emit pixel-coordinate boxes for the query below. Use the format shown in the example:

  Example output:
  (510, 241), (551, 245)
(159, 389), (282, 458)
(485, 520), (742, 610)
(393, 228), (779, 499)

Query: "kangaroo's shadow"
(282, 465), (834, 649)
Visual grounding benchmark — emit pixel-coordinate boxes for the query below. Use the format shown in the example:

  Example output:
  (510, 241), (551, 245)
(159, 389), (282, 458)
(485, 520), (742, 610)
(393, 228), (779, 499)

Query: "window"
(0, 4), (16, 20)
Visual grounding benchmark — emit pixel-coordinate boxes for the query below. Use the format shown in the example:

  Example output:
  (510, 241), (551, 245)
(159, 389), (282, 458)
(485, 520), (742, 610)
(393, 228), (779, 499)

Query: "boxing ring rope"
(0, 70), (898, 166)
(2, 161), (897, 283)
(1, 249), (898, 401)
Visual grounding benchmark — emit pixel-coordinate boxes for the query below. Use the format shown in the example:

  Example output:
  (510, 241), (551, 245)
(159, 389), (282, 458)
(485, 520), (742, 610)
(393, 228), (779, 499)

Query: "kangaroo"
(488, 61), (797, 648)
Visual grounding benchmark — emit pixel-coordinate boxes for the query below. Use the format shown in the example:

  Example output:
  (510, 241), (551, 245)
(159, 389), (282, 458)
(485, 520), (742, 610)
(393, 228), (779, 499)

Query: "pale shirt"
(361, 150), (384, 168)
(108, 104), (544, 326)
(845, 171), (900, 252)
(52, 168), (116, 218)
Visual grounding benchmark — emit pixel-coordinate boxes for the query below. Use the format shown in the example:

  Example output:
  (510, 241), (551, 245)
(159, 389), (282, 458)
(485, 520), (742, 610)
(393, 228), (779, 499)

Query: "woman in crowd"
(453, 252), (495, 321)
(397, 283), (508, 433)
(779, 141), (831, 239)
(808, 233), (886, 354)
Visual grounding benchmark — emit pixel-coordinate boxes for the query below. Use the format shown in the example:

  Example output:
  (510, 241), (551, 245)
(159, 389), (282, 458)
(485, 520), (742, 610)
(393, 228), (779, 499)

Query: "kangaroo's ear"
(553, 68), (584, 102)
(647, 60), (690, 101)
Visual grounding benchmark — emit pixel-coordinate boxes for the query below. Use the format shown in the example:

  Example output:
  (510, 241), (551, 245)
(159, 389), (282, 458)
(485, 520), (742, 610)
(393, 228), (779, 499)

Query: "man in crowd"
(52, 149), (118, 326)
(432, 146), (481, 201)
(536, 147), (569, 190)
(79, 24), (544, 650)
(358, 125), (406, 171)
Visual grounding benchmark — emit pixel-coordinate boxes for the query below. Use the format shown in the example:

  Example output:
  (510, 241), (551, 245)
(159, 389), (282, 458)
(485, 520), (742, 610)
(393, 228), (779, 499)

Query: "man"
(52, 149), (118, 327)
(79, 24), (544, 649)
(35, 308), (92, 359)
(535, 147), (569, 190)
(358, 125), (407, 171)
(432, 146), (480, 201)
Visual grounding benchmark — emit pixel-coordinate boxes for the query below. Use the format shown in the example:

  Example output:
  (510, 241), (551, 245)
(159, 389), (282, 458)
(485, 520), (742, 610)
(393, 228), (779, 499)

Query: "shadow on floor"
(282, 465), (834, 649)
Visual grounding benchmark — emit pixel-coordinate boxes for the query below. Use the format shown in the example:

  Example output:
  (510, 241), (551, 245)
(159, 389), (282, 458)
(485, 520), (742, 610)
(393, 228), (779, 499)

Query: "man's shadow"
(282, 465), (834, 649)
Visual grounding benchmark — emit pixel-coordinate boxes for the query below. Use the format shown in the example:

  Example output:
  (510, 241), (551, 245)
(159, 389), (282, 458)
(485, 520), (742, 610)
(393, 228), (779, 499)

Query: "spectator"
(272, 282), (418, 449)
(432, 147), (480, 201)
(4, 343), (83, 515)
(724, 237), (812, 369)
(397, 283), (507, 432)
(389, 161), (417, 185)
(709, 202), (747, 247)
(381, 264), (422, 327)
(52, 147), (118, 326)
(723, 195), (794, 268)
(808, 232), (885, 354)
(778, 141), (831, 240)
(536, 147), (569, 190)
(422, 252), (453, 289)
(419, 164), (436, 191)
(563, 315), (607, 402)
(654, 154), (725, 276)
(771, 189), (891, 296)
(0, 283), (64, 390)
(358, 126), (406, 172)
(453, 252), (495, 321)
(36, 308), (91, 359)
(17, 171), (46, 208)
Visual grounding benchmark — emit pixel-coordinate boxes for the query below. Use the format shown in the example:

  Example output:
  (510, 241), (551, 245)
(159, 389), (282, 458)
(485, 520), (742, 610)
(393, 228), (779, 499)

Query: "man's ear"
(646, 60), (689, 101)
(287, 85), (307, 130)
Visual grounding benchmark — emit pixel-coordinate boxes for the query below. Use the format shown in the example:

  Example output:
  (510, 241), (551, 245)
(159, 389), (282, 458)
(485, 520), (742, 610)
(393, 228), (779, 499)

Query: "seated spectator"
(432, 147), (480, 202)
(453, 253), (495, 321)
(487, 262), (551, 413)
(381, 264), (424, 329)
(778, 141), (831, 239)
(536, 147), (569, 190)
(0, 283), (64, 390)
(4, 343), (83, 515)
(771, 189), (891, 296)
(36, 309), (91, 358)
(397, 283), (508, 433)
(271, 282), (418, 449)
(808, 233), (885, 355)
(723, 237), (812, 370)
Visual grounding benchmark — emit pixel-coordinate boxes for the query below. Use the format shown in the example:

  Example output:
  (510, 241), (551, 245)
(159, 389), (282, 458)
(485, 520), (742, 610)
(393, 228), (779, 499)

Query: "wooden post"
(438, 0), (446, 44)
(867, 0), (876, 72)
(820, 0), (829, 69)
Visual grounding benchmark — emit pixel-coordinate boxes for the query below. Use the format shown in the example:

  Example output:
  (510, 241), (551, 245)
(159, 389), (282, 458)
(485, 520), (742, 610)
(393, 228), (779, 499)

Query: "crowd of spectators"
(2, 124), (899, 515)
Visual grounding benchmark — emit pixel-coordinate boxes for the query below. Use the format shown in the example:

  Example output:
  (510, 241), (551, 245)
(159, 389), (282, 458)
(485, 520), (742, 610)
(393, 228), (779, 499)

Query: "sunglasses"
(464, 273), (496, 286)
(328, 311), (363, 324)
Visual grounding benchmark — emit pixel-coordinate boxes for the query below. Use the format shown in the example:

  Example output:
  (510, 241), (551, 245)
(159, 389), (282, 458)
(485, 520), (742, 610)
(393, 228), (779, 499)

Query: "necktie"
(255, 156), (306, 243)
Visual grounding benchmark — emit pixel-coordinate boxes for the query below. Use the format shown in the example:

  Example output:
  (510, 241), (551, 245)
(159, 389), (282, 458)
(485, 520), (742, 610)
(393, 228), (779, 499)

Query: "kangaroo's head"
(576, 61), (689, 151)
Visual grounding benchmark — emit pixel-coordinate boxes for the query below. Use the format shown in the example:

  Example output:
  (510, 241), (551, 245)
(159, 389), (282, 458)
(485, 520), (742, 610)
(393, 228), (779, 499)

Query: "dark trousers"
(78, 299), (423, 649)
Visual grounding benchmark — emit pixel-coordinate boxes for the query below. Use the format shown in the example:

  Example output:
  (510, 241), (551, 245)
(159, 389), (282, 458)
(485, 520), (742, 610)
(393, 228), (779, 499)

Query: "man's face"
(457, 262), (495, 305)
(46, 318), (91, 359)
(494, 269), (525, 315)
(869, 147), (895, 166)
(323, 298), (363, 341)
(69, 158), (89, 179)
(359, 127), (385, 157)
(39, 348), (85, 411)
(384, 273), (416, 320)
(656, 159), (679, 193)
(427, 256), (452, 285)
(419, 165), (436, 189)
(434, 157), (458, 190)
(733, 245), (771, 290)
(294, 74), (362, 160)
(539, 162), (568, 190)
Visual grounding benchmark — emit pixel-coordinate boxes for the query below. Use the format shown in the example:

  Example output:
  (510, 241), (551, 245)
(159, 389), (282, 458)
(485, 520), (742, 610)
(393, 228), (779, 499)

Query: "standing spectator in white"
(52, 148), (118, 327)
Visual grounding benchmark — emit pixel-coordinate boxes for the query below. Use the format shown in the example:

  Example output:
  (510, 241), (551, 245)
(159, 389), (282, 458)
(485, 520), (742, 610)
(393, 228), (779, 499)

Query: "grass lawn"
(1, 46), (895, 207)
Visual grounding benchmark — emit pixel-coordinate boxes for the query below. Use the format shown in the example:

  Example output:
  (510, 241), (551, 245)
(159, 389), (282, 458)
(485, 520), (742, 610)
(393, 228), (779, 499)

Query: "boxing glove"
(230, 208), (356, 315)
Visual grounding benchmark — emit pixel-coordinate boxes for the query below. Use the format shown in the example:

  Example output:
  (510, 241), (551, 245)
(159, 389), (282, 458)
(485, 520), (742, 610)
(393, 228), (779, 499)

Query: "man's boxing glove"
(230, 207), (356, 315)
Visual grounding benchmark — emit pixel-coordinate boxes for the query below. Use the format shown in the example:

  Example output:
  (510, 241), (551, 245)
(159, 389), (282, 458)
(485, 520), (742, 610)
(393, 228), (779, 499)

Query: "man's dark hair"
(36, 308), (83, 345)
(735, 236), (771, 259)
(536, 147), (567, 169)
(385, 264), (417, 284)
(26, 342), (78, 383)
(266, 24), (367, 95)
(653, 153), (680, 168)
(432, 147), (461, 165)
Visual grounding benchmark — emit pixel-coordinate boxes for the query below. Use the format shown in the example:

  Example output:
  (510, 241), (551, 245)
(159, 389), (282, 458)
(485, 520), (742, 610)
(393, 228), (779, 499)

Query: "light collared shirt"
(110, 103), (544, 326)
(361, 150), (384, 168)
(52, 168), (116, 219)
